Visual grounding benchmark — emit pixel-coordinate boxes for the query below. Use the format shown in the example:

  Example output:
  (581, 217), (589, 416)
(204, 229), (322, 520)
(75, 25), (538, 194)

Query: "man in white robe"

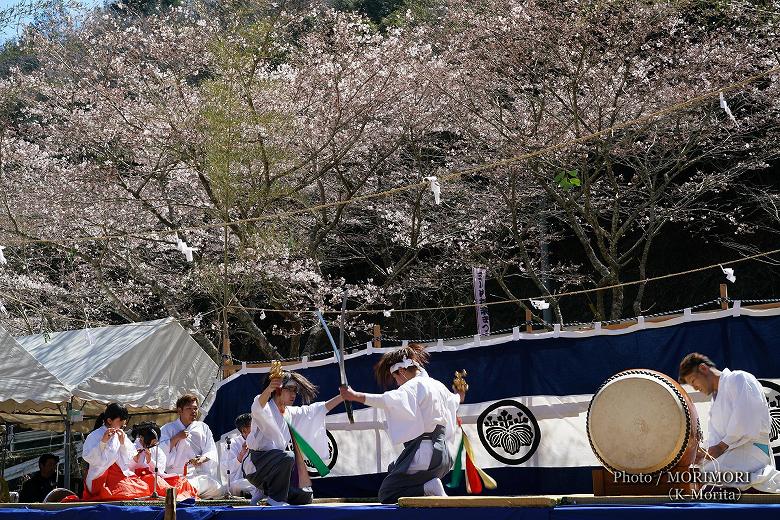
(680, 352), (780, 492)
(160, 394), (225, 498)
(221, 413), (260, 499)
(340, 344), (464, 504)
(246, 371), (342, 506)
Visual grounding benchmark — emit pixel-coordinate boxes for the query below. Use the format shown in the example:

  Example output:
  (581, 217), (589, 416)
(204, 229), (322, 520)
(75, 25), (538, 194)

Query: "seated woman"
(130, 422), (197, 500)
(82, 403), (153, 501)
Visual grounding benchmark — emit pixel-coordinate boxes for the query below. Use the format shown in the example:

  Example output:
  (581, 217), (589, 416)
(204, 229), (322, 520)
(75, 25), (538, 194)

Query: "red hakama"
(82, 463), (198, 501)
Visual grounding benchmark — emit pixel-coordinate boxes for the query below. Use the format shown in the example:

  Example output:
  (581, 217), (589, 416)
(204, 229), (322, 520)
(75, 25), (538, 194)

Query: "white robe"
(248, 398), (329, 460)
(82, 426), (137, 493)
(700, 368), (780, 492)
(129, 444), (170, 477)
(160, 419), (225, 498)
(363, 374), (460, 473)
(221, 433), (257, 496)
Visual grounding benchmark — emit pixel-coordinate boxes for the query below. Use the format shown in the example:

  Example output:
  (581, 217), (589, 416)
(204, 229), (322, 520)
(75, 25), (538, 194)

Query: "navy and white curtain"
(204, 305), (780, 496)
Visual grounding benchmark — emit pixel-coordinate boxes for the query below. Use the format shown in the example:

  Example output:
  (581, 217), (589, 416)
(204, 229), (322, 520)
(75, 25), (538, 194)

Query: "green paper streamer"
(286, 420), (330, 477)
(447, 436), (465, 488)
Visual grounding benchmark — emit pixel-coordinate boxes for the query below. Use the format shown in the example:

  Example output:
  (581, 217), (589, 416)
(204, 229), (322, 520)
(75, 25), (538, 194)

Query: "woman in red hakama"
(82, 403), (197, 501)
(130, 422), (197, 500)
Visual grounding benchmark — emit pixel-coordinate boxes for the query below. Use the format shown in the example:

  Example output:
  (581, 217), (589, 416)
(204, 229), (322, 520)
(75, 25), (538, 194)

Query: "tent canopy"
(0, 326), (71, 413)
(0, 318), (219, 432)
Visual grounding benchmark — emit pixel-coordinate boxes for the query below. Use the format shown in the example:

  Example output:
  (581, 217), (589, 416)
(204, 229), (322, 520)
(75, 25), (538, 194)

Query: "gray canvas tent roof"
(0, 325), (71, 414)
(0, 318), (219, 432)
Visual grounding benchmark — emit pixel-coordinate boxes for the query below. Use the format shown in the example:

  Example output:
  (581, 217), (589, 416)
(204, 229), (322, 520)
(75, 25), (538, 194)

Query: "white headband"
(281, 373), (298, 389)
(390, 357), (419, 374)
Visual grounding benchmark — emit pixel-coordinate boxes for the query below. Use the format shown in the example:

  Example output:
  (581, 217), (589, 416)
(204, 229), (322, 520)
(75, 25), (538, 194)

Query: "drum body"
(587, 369), (700, 474)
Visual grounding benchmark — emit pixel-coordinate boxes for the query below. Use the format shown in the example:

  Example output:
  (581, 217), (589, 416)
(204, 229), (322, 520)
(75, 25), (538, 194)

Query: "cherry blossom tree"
(429, 0), (780, 320)
(0, 0), (778, 360)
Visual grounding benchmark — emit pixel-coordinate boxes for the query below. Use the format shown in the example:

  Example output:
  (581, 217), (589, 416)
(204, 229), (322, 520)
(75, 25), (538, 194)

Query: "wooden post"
(720, 283), (729, 310)
(223, 335), (233, 363)
(164, 487), (176, 520)
(525, 309), (533, 333)
(372, 324), (382, 349)
(222, 335), (233, 379)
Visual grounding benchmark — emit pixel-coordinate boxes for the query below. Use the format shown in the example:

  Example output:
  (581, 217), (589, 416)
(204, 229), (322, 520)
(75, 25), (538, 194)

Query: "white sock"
(249, 489), (264, 506)
(423, 478), (446, 496)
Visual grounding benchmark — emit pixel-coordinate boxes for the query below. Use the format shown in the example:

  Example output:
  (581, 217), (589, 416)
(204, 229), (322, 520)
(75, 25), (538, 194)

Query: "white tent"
(0, 318), (219, 432)
(0, 326), (71, 416)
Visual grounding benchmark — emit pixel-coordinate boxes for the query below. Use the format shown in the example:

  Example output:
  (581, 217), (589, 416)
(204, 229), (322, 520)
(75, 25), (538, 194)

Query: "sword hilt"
(340, 384), (355, 423)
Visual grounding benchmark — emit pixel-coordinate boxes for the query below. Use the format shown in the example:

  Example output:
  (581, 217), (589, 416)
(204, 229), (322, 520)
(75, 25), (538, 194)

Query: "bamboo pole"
(372, 325), (381, 349)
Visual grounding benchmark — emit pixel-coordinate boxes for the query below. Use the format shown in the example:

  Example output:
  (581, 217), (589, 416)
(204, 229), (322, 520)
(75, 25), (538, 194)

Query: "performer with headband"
(340, 343), (466, 504)
(246, 364), (343, 506)
(680, 352), (780, 492)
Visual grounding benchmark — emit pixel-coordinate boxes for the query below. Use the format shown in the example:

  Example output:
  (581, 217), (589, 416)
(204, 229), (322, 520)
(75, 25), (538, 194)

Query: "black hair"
(374, 343), (429, 388)
(261, 370), (318, 404)
(38, 453), (59, 467)
(234, 413), (252, 430)
(92, 402), (130, 431)
(131, 422), (161, 448)
(678, 352), (717, 383)
(176, 394), (199, 409)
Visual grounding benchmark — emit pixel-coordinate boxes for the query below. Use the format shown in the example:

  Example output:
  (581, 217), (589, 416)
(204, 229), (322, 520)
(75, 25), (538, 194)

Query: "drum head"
(588, 373), (688, 474)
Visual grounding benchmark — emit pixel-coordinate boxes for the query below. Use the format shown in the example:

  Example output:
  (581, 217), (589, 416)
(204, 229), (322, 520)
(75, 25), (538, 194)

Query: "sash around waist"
(403, 424), (445, 448)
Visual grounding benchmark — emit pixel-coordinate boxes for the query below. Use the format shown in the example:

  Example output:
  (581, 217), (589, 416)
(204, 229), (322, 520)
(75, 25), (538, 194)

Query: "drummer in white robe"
(340, 343), (465, 504)
(160, 394), (225, 498)
(247, 370), (343, 506)
(680, 352), (780, 492)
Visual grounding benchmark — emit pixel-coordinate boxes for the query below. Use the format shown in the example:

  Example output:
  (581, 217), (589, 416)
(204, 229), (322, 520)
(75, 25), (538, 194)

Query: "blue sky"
(0, 0), (104, 42)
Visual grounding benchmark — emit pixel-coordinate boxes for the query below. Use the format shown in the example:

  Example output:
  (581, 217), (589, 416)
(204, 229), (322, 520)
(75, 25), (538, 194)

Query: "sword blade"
(314, 310), (339, 361)
(338, 295), (348, 385)
(339, 293), (354, 423)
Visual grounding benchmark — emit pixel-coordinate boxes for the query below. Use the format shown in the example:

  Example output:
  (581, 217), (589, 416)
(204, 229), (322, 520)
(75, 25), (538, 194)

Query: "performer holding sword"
(242, 292), (355, 505)
(340, 343), (466, 503)
(244, 360), (344, 506)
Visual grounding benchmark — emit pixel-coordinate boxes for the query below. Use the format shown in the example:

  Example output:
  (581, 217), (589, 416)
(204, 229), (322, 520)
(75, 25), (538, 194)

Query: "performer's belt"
(754, 443), (770, 456)
(404, 425), (445, 447)
(420, 424), (446, 440)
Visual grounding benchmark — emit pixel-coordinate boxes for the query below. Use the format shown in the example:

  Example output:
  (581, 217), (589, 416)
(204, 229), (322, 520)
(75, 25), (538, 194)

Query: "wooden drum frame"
(587, 369), (703, 495)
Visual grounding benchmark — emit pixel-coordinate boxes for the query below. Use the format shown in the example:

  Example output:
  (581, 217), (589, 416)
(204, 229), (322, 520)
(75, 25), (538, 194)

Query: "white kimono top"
(159, 419), (219, 476)
(363, 373), (460, 445)
(82, 426), (137, 492)
(701, 368), (780, 492)
(129, 444), (168, 476)
(222, 433), (249, 483)
(249, 398), (329, 460)
(708, 368), (772, 449)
